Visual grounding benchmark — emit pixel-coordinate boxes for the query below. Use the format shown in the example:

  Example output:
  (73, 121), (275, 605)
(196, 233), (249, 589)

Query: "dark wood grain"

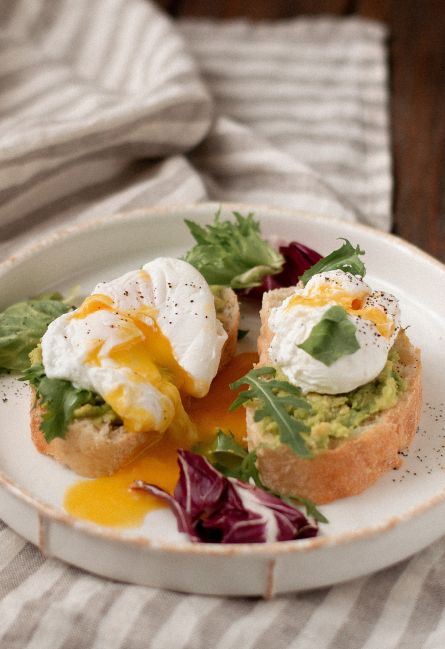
(169, 0), (353, 19)
(385, 1), (445, 262)
(156, 0), (445, 261)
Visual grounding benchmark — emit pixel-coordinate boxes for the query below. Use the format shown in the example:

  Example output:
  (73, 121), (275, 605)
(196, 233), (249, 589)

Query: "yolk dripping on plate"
(63, 352), (258, 528)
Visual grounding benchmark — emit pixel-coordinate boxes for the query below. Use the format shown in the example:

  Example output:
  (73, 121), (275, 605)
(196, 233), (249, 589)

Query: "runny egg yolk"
(187, 351), (258, 446)
(287, 283), (394, 338)
(63, 352), (257, 528)
(64, 436), (180, 528)
(71, 293), (194, 435)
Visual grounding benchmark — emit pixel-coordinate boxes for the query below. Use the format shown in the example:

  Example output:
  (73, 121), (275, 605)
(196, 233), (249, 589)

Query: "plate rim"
(2, 201), (445, 279)
(1, 201), (445, 559)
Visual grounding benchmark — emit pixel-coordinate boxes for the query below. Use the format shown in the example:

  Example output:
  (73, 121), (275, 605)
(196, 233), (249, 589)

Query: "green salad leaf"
(299, 239), (366, 286)
(196, 429), (263, 486)
(230, 367), (313, 458)
(298, 305), (360, 366)
(21, 363), (118, 442)
(184, 211), (284, 289)
(0, 296), (71, 372)
(280, 494), (329, 524)
(197, 430), (327, 522)
(22, 363), (102, 442)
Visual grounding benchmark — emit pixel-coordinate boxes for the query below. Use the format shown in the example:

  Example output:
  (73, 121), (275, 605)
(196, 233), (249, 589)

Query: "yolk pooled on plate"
(186, 351), (258, 446)
(64, 436), (180, 528)
(63, 352), (257, 528)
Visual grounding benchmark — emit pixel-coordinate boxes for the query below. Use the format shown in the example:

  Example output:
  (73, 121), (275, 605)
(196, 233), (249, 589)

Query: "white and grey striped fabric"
(1, 1), (443, 648)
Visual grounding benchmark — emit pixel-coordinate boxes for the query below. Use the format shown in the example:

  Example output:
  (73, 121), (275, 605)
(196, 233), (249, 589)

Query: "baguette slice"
(247, 288), (422, 504)
(31, 287), (240, 478)
(215, 286), (240, 370)
(31, 405), (158, 478)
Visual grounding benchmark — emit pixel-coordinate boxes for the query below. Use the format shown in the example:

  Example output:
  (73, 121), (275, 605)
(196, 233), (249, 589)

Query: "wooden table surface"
(156, 0), (445, 263)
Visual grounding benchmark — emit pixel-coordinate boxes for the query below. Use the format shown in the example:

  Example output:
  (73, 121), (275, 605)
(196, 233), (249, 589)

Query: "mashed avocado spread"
(210, 285), (226, 315)
(261, 347), (405, 452)
(73, 402), (120, 423)
(28, 344), (121, 429)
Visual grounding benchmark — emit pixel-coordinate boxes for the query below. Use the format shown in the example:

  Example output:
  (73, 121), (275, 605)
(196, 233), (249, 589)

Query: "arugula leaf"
(38, 378), (95, 442)
(230, 367), (313, 458)
(196, 429), (263, 486)
(298, 305), (360, 366)
(184, 211), (284, 289)
(0, 297), (71, 372)
(300, 239), (366, 286)
(22, 362), (45, 384)
(198, 430), (327, 523)
(22, 363), (106, 442)
(237, 329), (249, 341)
(279, 494), (329, 524)
(207, 428), (248, 460)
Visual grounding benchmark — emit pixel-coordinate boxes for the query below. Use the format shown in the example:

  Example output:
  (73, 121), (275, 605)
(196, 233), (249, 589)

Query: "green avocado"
(263, 347), (405, 452)
(73, 402), (121, 424)
(210, 285), (226, 315)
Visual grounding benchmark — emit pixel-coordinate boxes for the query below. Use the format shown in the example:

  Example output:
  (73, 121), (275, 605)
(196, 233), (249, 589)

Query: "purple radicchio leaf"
(173, 449), (226, 520)
(229, 480), (318, 541)
(197, 473), (318, 543)
(199, 480), (268, 544)
(242, 241), (323, 299)
(131, 480), (199, 540)
(278, 241), (323, 286)
(131, 450), (318, 544)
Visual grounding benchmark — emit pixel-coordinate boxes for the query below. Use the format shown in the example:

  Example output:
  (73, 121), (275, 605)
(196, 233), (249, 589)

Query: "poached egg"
(268, 270), (400, 394)
(41, 257), (227, 437)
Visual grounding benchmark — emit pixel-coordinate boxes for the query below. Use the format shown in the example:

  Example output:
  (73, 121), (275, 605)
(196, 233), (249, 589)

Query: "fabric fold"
(0, 0), (213, 253)
(0, 0), (392, 259)
(180, 16), (391, 230)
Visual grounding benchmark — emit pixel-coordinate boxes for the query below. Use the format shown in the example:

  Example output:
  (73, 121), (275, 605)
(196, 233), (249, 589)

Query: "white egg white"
(268, 270), (400, 394)
(41, 258), (227, 433)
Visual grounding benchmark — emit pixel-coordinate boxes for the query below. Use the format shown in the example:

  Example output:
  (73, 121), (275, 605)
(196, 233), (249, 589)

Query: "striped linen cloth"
(1, 1), (444, 648)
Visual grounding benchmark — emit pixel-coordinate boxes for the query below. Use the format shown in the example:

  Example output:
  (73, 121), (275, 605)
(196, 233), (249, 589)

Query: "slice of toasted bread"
(247, 289), (422, 504)
(30, 400), (159, 477)
(216, 287), (240, 369)
(31, 288), (240, 477)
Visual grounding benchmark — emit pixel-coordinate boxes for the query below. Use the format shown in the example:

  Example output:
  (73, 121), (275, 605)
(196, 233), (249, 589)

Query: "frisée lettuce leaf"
(184, 211), (284, 289)
(242, 240), (323, 298)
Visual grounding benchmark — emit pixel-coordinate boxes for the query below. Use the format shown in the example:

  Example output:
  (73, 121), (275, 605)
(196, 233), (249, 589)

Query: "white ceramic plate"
(1, 203), (444, 598)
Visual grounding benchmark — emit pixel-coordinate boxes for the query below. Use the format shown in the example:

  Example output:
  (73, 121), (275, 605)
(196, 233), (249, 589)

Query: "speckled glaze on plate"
(0, 203), (444, 597)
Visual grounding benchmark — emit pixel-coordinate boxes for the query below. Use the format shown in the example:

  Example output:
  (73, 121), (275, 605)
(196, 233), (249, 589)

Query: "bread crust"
(31, 288), (240, 477)
(247, 289), (422, 504)
(217, 287), (240, 369)
(30, 396), (158, 477)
